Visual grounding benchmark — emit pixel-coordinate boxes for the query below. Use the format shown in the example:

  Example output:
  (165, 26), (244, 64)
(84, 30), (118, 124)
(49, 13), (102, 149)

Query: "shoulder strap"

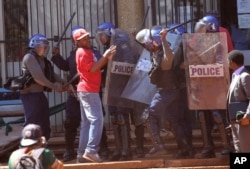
(32, 147), (45, 159)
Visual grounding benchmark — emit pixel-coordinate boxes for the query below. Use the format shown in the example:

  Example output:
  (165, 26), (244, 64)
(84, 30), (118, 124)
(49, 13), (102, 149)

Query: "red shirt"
(219, 27), (234, 52)
(76, 48), (101, 92)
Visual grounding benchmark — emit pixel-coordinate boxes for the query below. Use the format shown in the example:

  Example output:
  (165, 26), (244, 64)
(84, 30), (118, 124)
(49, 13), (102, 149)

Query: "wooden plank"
(64, 159), (165, 169)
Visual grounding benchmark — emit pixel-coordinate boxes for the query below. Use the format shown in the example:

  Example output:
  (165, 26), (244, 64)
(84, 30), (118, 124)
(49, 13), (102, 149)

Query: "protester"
(73, 28), (116, 163)
(20, 34), (64, 141)
(51, 26), (109, 162)
(8, 124), (64, 169)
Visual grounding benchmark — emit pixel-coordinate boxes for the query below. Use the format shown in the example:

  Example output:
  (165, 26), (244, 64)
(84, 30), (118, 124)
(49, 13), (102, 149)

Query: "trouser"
(177, 87), (193, 149)
(146, 113), (163, 146)
(131, 102), (147, 154)
(21, 92), (51, 141)
(166, 98), (189, 152)
(64, 94), (81, 154)
(111, 111), (131, 157)
(146, 88), (180, 148)
(77, 92), (104, 155)
(134, 124), (144, 154)
(198, 110), (230, 155)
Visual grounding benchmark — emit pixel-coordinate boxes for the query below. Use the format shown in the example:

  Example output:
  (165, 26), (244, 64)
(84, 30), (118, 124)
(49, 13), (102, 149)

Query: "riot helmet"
(28, 34), (49, 56)
(202, 15), (219, 32)
(96, 22), (115, 46)
(29, 34), (49, 48)
(135, 29), (150, 44)
(144, 25), (163, 51)
(166, 23), (186, 35)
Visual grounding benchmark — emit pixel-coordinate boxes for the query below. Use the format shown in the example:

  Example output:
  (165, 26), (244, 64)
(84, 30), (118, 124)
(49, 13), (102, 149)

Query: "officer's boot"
(171, 122), (192, 159)
(145, 115), (167, 158)
(135, 124), (145, 158)
(119, 113), (132, 161)
(63, 119), (77, 162)
(198, 111), (215, 158)
(172, 125), (193, 159)
(213, 111), (231, 156)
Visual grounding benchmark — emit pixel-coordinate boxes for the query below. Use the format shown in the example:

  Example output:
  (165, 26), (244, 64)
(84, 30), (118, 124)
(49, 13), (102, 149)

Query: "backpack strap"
(32, 147), (45, 159)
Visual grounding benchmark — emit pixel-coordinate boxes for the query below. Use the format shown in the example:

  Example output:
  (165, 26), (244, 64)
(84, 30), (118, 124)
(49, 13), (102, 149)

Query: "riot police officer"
(166, 23), (196, 158)
(136, 25), (192, 158)
(20, 34), (64, 142)
(96, 22), (145, 160)
(194, 15), (231, 158)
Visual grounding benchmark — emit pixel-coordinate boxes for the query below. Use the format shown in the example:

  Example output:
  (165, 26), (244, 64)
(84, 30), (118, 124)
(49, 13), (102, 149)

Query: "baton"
(55, 12), (76, 47)
(134, 6), (150, 48)
(63, 73), (79, 88)
(63, 73), (79, 100)
(166, 19), (195, 32)
(140, 6), (150, 30)
(68, 84), (78, 100)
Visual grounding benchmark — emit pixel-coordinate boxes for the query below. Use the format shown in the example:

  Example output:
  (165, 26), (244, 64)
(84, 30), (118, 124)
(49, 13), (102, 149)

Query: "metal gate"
(0, 0), (116, 132)
(147, 0), (220, 31)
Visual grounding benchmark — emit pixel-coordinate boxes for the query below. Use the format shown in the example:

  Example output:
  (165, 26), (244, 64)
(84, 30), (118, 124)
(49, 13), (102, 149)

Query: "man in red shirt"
(73, 28), (116, 162)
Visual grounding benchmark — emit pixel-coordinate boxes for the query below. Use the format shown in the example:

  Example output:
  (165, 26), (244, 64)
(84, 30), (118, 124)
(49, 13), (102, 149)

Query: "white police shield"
(102, 29), (139, 108)
(182, 32), (230, 110)
(121, 33), (182, 104)
(121, 49), (157, 104)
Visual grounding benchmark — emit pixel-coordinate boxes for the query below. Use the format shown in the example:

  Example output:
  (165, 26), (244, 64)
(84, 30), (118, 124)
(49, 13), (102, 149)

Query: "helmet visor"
(35, 44), (50, 57)
(95, 30), (109, 45)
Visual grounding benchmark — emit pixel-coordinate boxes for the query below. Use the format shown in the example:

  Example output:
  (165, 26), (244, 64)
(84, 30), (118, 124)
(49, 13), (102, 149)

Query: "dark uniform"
(96, 22), (144, 160)
(192, 16), (231, 158)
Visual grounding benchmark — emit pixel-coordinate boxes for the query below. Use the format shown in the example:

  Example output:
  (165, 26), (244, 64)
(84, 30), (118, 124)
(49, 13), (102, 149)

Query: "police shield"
(103, 29), (139, 108)
(182, 32), (230, 110)
(121, 48), (157, 104)
(121, 33), (182, 104)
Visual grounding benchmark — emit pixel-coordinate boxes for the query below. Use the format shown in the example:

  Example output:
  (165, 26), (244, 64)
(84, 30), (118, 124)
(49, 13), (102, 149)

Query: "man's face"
(35, 45), (49, 57)
(77, 35), (91, 48)
(144, 39), (161, 53)
(96, 30), (110, 46)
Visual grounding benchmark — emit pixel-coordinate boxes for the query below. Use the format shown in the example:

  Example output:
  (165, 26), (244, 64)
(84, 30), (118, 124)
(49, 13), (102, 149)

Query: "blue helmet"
(201, 15), (219, 32)
(166, 23), (186, 35)
(28, 34), (49, 48)
(71, 26), (84, 37)
(96, 22), (115, 36)
(149, 25), (163, 46)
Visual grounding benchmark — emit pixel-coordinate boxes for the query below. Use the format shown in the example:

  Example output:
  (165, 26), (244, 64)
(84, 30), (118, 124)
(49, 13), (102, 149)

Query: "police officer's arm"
(24, 54), (63, 92)
(160, 29), (174, 70)
(90, 45), (116, 72)
(51, 47), (70, 71)
(239, 73), (250, 125)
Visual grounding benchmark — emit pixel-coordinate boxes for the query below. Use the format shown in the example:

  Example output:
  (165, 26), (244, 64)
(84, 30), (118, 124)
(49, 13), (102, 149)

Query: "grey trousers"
(231, 122), (250, 152)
